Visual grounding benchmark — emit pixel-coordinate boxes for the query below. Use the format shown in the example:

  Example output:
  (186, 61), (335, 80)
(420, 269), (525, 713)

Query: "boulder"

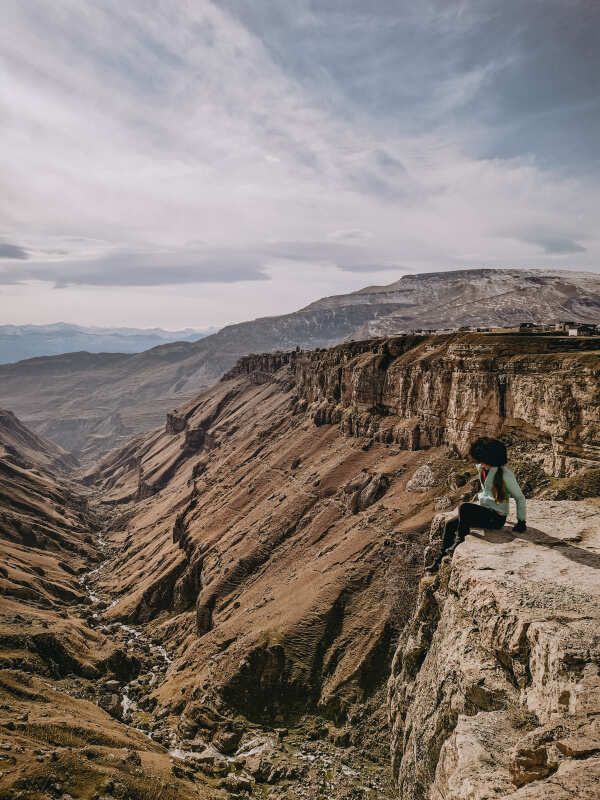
(406, 464), (436, 493)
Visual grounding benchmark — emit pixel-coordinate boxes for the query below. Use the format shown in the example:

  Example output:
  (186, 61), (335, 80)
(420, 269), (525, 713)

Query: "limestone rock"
(388, 498), (600, 800)
(166, 411), (186, 435)
(97, 693), (122, 720)
(345, 471), (390, 513)
(406, 464), (436, 493)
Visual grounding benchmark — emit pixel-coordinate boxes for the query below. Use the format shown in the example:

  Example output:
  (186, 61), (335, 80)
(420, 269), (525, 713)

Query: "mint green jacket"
(476, 464), (526, 522)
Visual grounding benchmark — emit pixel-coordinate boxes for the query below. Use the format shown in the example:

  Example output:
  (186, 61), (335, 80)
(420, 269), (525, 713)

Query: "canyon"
(1, 330), (599, 799)
(1, 268), (599, 461)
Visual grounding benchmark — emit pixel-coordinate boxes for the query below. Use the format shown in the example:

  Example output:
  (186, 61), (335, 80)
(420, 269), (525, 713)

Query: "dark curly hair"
(469, 437), (508, 502)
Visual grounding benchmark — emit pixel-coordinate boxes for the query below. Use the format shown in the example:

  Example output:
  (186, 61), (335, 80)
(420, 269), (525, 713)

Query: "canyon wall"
(227, 332), (600, 477)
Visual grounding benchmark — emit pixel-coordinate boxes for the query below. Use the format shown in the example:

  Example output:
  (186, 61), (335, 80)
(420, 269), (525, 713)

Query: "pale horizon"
(2, 265), (598, 331)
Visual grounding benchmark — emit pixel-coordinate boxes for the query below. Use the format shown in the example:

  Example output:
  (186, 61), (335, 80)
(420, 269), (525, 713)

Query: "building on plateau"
(568, 324), (598, 337)
(555, 321), (575, 332)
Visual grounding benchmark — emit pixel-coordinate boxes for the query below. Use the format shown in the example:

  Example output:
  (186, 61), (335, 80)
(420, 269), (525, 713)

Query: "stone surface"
(388, 498), (600, 800)
(406, 465), (436, 493)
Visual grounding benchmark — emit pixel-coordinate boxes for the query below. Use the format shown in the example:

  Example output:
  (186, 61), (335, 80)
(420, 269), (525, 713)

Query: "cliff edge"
(388, 498), (600, 799)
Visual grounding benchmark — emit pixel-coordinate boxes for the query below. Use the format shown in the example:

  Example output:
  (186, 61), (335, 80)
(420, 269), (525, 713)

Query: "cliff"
(388, 498), (600, 799)
(227, 332), (600, 477)
(1, 268), (599, 461)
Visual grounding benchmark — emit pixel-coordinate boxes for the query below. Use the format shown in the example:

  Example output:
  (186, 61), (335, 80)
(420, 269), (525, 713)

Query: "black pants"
(432, 503), (506, 569)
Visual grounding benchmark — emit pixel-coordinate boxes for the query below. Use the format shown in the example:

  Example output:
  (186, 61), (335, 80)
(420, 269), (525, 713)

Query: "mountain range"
(0, 267), (599, 460)
(0, 322), (214, 364)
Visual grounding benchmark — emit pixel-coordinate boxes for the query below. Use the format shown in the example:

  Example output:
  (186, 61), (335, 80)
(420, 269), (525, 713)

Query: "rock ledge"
(388, 499), (600, 799)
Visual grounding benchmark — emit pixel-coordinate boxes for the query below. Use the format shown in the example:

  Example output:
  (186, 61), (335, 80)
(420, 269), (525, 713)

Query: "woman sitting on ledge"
(426, 436), (527, 574)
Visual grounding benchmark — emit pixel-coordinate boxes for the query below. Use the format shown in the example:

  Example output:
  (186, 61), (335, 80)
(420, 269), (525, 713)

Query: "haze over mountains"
(0, 322), (214, 364)
(1, 268), (599, 461)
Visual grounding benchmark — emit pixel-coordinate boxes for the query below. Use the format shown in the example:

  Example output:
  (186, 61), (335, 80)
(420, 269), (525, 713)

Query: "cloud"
(0, 242), (28, 259)
(0, 247), (269, 287)
(503, 226), (587, 255)
(221, 1), (600, 169)
(0, 240), (404, 286)
(264, 241), (403, 272)
(0, 0), (598, 324)
(523, 236), (586, 256)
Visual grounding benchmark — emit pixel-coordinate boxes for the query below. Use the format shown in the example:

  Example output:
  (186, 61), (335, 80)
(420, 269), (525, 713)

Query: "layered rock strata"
(227, 332), (600, 476)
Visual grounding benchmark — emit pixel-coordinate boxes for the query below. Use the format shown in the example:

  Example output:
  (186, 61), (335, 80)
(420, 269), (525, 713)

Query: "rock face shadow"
(471, 525), (600, 571)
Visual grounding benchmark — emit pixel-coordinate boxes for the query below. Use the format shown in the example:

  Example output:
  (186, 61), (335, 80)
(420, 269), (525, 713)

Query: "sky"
(1, 0), (599, 329)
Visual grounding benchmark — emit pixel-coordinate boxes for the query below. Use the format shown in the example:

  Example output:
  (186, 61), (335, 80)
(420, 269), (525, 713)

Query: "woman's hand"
(513, 520), (527, 533)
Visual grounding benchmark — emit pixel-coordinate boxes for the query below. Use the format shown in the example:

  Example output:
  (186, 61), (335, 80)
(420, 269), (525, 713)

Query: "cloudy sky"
(1, 1), (599, 328)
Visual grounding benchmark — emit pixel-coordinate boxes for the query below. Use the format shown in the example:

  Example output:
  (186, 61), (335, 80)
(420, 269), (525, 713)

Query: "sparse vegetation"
(24, 722), (126, 750)
(507, 704), (539, 732)
(118, 774), (184, 800)
(542, 468), (600, 500)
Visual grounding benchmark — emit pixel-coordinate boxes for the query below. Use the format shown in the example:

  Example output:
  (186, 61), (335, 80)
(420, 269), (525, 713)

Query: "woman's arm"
(504, 469), (526, 524)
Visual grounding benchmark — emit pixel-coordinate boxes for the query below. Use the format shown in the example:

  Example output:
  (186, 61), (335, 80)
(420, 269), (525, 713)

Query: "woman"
(426, 437), (527, 573)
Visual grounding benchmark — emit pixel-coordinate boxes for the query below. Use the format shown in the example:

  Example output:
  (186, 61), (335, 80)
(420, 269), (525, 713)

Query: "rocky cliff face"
(227, 332), (600, 478)
(1, 268), (599, 460)
(388, 498), (600, 799)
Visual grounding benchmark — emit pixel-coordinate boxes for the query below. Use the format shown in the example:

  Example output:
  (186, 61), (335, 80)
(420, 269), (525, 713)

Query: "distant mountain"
(0, 268), (598, 460)
(0, 322), (215, 364)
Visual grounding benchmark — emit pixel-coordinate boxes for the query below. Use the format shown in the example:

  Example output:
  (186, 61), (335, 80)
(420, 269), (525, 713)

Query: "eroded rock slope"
(0, 412), (229, 800)
(90, 363), (441, 753)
